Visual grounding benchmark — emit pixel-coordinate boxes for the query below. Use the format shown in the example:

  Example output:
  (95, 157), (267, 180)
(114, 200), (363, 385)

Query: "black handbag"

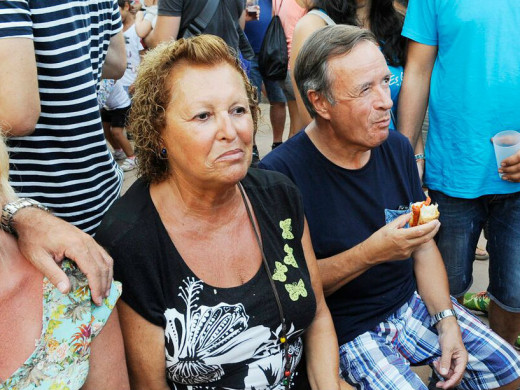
(258, 1), (288, 81)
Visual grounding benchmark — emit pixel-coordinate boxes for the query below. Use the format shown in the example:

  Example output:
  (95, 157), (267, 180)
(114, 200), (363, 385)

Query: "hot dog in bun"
(409, 197), (439, 227)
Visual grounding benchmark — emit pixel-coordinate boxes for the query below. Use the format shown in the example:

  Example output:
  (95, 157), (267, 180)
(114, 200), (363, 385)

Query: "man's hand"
(245, 5), (260, 22)
(499, 149), (520, 182)
(363, 213), (440, 265)
(14, 208), (113, 306)
(433, 317), (468, 389)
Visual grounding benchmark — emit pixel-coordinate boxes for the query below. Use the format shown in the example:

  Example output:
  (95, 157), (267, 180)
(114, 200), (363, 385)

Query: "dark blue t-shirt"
(244, 0), (273, 53)
(260, 130), (425, 344)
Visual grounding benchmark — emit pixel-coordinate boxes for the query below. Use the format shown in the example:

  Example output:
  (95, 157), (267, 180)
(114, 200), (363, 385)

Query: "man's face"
(324, 41), (393, 150)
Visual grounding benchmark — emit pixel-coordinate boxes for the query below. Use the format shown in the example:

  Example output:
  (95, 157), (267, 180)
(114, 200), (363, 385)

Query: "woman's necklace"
(238, 183), (292, 389)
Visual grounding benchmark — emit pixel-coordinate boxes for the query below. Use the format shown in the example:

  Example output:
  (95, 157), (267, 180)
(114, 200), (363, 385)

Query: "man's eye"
(383, 77), (391, 85)
(194, 112), (210, 120)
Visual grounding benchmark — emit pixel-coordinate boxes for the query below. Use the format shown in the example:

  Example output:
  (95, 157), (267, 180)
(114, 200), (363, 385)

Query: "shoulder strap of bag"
(183, 0), (220, 38)
(275, 0), (284, 16)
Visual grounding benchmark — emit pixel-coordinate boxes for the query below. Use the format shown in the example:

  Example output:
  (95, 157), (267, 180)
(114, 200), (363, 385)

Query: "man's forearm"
(318, 242), (376, 297)
(413, 240), (453, 315)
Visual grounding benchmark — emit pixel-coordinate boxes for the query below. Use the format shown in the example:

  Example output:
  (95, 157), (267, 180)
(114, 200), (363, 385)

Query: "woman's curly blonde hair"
(129, 34), (259, 183)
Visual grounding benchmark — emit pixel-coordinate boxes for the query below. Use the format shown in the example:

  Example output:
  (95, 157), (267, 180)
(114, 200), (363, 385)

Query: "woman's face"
(162, 62), (253, 189)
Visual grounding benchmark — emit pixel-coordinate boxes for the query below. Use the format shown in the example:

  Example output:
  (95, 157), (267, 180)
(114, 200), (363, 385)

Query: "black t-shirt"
(260, 131), (425, 345)
(158, 0), (245, 51)
(96, 169), (316, 389)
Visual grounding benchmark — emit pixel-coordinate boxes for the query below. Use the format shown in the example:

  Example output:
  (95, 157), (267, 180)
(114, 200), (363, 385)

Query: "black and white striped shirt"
(0, 0), (124, 234)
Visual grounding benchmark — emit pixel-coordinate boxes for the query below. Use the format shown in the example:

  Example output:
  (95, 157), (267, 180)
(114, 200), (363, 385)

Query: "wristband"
(415, 153), (425, 161)
(1, 198), (49, 237)
(430, 309), (457, 327)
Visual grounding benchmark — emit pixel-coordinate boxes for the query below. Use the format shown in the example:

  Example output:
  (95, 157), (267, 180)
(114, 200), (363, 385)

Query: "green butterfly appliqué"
(272, 261), (288, 282)
(285, 279), (308, 301)
(279, 218), (294, 240)
(283, 244), (298, 268)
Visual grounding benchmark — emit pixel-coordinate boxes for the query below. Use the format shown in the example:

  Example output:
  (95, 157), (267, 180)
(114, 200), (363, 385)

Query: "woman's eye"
(232, 106), (247, 115)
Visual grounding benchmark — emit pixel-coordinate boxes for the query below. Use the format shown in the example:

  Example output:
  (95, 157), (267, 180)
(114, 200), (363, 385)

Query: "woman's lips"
(216, 148), (245, 162)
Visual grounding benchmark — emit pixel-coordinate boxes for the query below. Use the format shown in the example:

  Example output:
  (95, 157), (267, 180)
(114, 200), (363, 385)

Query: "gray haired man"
(260, 25), (520, 390)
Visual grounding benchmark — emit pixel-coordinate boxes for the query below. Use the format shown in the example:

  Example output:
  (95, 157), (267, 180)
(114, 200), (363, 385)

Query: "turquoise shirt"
(388, 63), (403, 131)
(402, 0), (520, 198)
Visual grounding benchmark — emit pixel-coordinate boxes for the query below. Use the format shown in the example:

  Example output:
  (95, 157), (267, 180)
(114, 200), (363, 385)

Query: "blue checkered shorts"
(339, 292), (520, 389)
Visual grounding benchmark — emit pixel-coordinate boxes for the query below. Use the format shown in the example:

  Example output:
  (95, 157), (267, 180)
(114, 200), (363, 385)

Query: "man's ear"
(307, 90), (332, 120)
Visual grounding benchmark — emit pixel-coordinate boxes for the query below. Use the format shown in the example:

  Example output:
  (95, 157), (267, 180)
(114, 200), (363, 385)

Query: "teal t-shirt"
(402, 0), (520, 198)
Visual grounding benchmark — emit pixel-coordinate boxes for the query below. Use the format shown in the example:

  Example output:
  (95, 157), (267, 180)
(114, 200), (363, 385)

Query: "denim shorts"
(339, 292), (520, 389)
(277, 69), (296, 101)
(248, 55), (287, 104)
(429, 189), (520, 311)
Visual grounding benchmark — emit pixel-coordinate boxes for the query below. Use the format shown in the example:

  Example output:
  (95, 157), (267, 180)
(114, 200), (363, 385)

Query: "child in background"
(119, 0), (145, 96)
(100, 81), (136, 172)
(135, 0), (158, 43)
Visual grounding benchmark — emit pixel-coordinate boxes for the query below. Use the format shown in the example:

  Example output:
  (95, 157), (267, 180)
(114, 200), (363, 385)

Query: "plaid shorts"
(339, 292), (520, 389)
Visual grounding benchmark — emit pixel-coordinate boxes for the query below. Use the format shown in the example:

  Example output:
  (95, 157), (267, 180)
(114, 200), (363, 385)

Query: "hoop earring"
(160, 147), (167, 158)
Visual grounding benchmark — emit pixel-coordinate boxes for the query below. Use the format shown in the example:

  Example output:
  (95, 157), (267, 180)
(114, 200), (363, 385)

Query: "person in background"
(245, 0), (288, 151)
(393, 0), (407, 14)
(96, 35), (349, 390)
(100, 80), (137, 171)
(135, 0), (158, 46)
(260, 25), (520, 390)
(0, 136), (130, 389)
(144, 0), (247, 51)
(273, 0), (307, 137)
(398, 0), (520, 350)
(0, 0), (126, 235)
(0, 0), (126, 304)
(118, 0), (145, 97)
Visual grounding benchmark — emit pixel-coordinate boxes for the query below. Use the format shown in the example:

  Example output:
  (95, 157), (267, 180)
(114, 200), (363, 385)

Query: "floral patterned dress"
(0, 261), (121, 390)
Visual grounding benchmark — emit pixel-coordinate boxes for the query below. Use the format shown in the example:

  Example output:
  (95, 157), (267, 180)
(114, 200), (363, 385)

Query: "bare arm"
(398, 41), (437, 149)
(413, 240), (467, 389)
(0, 38), (40, 136)
(289, 15), (326, 129)
(117, 300), (170, 390)
(82, 306), (130, 389)
(134, 11), (153, 39)
(301, 220), (349, 390)
(13, 208), (113, 306)
(239, 9), (246, 30)
(102, 31), (126, 80)
(318, 213), (440, 296)
(144, 15), (181, 49)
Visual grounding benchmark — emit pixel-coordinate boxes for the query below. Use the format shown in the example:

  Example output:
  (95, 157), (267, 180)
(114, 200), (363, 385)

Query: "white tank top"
(307, 9), (336, 26)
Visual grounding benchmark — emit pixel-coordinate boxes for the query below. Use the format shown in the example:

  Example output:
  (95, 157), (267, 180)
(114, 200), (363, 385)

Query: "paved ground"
(118, 102), (489, 384)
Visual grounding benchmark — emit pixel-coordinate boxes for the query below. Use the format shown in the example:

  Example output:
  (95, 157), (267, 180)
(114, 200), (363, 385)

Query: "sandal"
(475, 246), (489, 261)
(463, 291), (490, 313)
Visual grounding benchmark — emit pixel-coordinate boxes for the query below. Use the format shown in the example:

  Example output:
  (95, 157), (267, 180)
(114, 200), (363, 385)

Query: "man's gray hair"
(294, 25), (378, 118)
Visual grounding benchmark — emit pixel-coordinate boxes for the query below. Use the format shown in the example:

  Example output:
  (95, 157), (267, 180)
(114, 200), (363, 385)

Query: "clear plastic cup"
(492, 130), (520, 178)
(246, 0), (259, 18)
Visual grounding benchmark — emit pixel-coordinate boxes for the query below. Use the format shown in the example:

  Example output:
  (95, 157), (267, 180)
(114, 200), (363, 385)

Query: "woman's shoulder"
(294, 11), (328, 37)
(96, 178), (152, 246)
(243, 168), (299, 193)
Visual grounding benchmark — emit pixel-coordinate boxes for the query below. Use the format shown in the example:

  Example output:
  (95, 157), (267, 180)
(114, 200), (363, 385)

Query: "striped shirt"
(0, 0), (124, 234)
